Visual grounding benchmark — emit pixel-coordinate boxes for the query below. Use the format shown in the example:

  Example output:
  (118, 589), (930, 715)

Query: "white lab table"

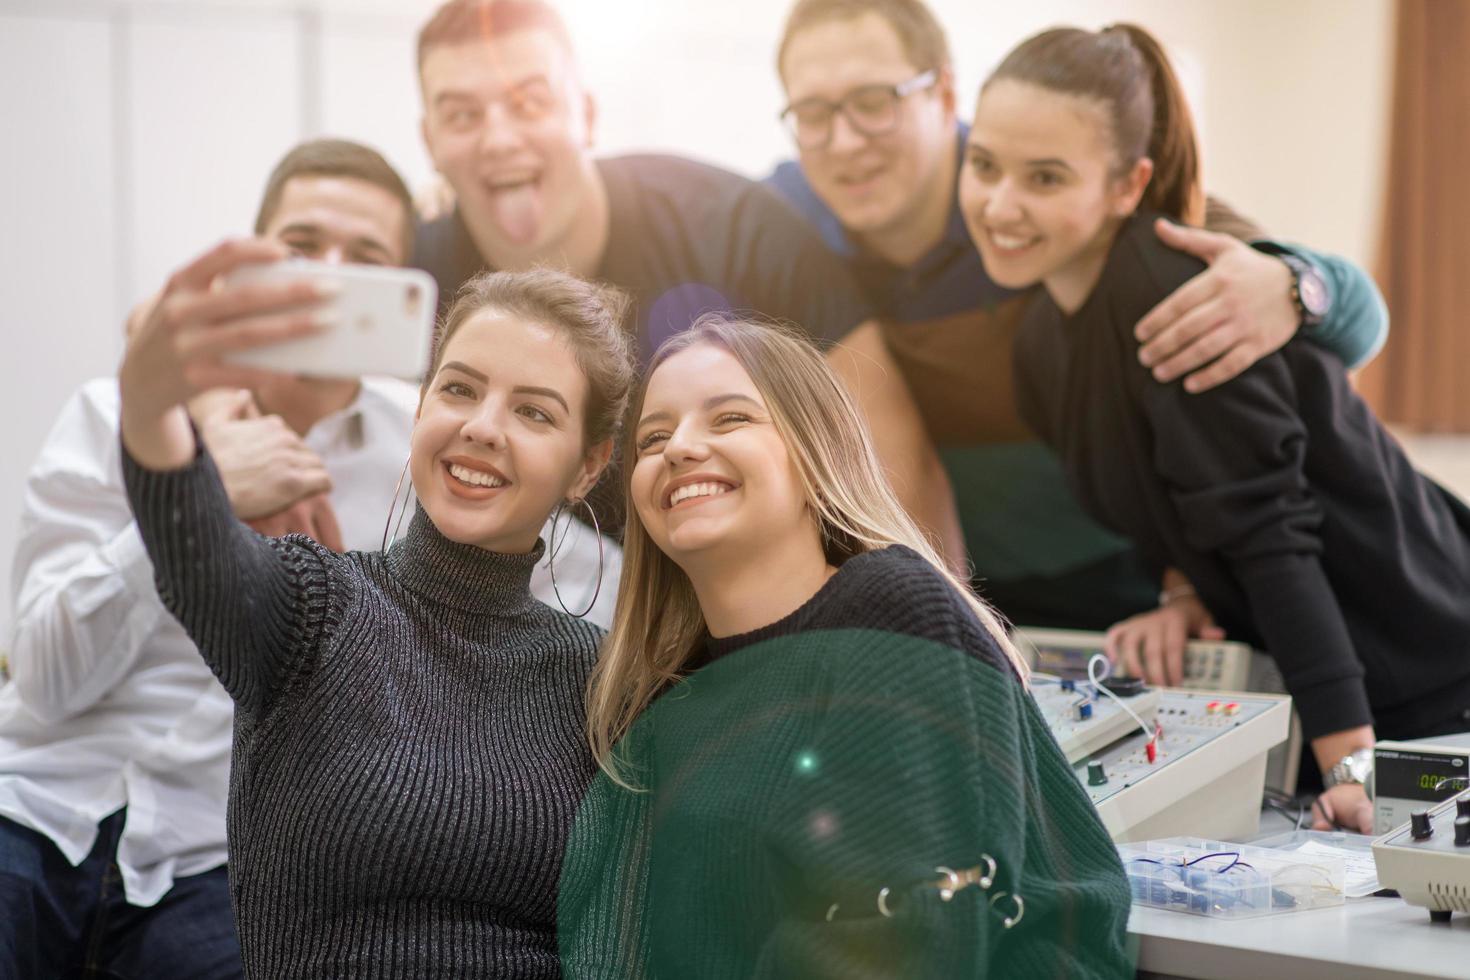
(1130, 894), (1470, 979)
(1128, 802), (1470, 980)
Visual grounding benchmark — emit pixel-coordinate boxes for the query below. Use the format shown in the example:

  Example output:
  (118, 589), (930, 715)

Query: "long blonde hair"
(587, 315), (1027, 784)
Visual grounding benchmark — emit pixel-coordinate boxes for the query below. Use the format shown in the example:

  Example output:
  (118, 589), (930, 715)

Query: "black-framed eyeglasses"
(779, 70), (939, 150)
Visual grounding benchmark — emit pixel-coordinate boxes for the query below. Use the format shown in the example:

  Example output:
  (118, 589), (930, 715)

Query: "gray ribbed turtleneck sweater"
(122, 442), (604, 979)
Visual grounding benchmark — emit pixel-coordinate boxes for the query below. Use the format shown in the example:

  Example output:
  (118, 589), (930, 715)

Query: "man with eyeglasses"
(766, 0), (1390, 675)
(410, 0), (966, 561)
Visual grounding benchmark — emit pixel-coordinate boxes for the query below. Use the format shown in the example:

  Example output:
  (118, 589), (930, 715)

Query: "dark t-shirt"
(414, 154), (874, 370)
(1014, 210), (1470, 742)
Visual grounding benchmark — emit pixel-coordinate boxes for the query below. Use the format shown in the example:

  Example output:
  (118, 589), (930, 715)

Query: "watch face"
(1299, 270), (1331, 317)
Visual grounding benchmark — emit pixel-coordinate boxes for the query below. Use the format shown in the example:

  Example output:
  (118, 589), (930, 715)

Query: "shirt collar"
(303, 378), (417, 456)
(298, 385), (365, 455)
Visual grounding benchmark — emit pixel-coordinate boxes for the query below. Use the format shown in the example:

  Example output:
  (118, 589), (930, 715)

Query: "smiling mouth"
(986, 228), (1041, 254)
(446, 461), (507, 489)
(664, 481), (737, 510)
(834, 166), (885, 189)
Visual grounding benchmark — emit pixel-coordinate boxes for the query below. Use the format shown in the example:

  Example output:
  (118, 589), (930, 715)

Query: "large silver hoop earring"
(382, 455), (414, 552)
(548, 496), (605, 619)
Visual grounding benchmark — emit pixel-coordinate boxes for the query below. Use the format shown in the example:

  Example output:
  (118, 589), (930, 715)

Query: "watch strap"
(1253, 242), (1330, 328)
(1324, 747), (1373, 790)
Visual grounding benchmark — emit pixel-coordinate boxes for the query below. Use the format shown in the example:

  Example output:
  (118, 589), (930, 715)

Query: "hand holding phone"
(120, 238), (325, 471)
(222, 259), (437, 380)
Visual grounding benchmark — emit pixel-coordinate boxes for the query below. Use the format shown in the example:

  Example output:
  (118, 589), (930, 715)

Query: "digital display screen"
(1375, 748), (1469, 803)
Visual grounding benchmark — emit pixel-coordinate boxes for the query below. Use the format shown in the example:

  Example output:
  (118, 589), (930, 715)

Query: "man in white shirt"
(1, 138), (617, 979)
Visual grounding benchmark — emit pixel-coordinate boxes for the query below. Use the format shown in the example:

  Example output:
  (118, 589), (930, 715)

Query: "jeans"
(0, 810), (242, 980)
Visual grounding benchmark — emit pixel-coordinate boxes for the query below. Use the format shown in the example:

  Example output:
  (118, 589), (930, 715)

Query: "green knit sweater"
(559, 545), (1132, 978)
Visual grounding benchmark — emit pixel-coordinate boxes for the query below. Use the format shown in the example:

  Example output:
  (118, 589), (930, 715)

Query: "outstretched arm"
(1140, 355), (1376, 760)
(118, 238), (342, 717)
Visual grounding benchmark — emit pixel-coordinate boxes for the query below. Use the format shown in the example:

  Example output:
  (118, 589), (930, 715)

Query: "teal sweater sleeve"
(1255, 240), (1389, 369)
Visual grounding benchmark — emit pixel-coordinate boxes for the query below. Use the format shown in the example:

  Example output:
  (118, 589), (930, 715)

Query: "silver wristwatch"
(1324, 747), (1374, 797)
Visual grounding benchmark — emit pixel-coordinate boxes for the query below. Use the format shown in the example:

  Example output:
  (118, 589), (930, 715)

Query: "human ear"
(1114, 157), (1155, 216)
(569, 438), (614, 500)
(936, 66), (957, 122)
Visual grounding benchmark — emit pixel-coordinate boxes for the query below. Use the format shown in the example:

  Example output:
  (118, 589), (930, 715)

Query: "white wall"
(0, 0), (1394, 638)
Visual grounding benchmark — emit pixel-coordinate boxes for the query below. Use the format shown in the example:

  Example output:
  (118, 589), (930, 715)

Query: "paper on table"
(1293, 839), (1382, 897)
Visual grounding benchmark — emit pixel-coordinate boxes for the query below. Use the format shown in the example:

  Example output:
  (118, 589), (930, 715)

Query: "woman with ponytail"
(558, 315), (1131, 978)
(960, 24), (1470, 832)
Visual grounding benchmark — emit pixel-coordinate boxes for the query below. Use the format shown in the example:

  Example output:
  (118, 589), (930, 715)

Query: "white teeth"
(668, 481), (733, 507)
(448, 463), (506, 488)
(990, 231), (1035, 250)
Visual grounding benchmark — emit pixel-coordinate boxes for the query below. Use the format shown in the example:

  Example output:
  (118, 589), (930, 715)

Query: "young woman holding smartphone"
(120, 242), (635, 979)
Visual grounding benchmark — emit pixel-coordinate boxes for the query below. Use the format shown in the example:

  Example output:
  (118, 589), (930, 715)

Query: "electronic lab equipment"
(1373, 737), (1470, 834)
(1025, 635), (1294, 842)
(1118, 836), (1345, 918)
(1082, 690), (1292, 842)
(1372, 786), (1470, 922)
(1032, 675), (1161, 764)
(1018, 628), (1303, 794)
(1019, 627), (1260, 689)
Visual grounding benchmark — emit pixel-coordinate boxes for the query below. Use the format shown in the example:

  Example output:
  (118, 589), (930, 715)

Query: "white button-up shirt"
(2, 377), (618, 906)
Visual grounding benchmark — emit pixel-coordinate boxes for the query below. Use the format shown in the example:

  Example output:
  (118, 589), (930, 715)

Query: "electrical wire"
(1087, 654), (1157, 748)
(1261, 788), (1309, 830)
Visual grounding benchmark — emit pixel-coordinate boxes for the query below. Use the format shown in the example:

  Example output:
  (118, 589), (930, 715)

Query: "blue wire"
(1127, 852), (1253, 875)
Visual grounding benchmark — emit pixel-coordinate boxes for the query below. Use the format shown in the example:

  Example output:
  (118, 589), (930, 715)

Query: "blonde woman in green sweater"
(560, 316), (1131, 978)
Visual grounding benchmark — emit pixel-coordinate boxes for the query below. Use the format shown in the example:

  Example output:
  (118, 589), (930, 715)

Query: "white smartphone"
(222, 260), (437, 380)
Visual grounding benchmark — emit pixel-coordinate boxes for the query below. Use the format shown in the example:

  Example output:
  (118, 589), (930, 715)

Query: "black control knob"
(1456, 816), (1470, 848)
(1411, 809), (1434, 841)
(1102, 675), (1147, 698)
(1087, 760), (1108, 786)
(1457, 796), (1470, 820)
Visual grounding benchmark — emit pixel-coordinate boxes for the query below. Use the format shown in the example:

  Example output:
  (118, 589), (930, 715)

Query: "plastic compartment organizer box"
(1117, 837), (1345, 918)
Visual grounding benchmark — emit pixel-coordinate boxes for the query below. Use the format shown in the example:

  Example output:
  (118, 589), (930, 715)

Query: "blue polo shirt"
(766, 127), (1388, 629)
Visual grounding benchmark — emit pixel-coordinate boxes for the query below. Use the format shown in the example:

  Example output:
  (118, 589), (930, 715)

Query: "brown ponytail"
(983, 23), (1205, 226)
